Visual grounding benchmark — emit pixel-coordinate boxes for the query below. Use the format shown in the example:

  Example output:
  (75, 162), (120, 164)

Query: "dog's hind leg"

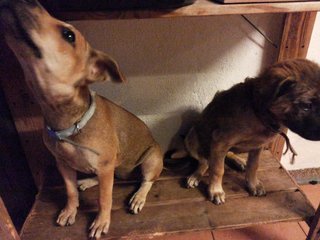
(129, 145), (163, 214)
(226, 151), (247, 171)
(77, 177), (99, 191)
(186, 157), (208, 188)
(246, 148), (266, 196)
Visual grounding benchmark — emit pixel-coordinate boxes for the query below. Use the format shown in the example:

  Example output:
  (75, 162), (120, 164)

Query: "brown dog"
(173, 59), (320, 205)
(0, 0), (163, 238)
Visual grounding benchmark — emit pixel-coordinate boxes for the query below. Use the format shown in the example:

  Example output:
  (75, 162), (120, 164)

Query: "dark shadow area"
(0, 87), (37, 231)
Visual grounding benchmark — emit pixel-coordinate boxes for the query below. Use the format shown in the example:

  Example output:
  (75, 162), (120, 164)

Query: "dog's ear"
(274, 76), (297, 99)
(87, 50), (126, 83)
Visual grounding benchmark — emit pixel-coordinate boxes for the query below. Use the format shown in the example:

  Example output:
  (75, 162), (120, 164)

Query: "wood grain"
(0, 37), (54, 189)
(0, 197), (20, 240)
(20, 151), (314, 239)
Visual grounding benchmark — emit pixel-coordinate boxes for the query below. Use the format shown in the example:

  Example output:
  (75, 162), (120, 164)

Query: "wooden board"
(0, 197), (20, 240)
(0, 39), (54, 189)
(47, 0), (320, 21)
(20, 151), (315, 239)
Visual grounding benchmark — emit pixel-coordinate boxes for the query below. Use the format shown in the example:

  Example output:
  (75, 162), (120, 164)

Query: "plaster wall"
(72, 14), (298, 166)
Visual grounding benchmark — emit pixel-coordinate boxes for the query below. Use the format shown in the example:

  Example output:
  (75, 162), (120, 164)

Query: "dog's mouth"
(0, 0), (42, 58)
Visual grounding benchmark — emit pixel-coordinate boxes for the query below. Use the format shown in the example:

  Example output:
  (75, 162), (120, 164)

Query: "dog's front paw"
(56, 207), (77, 226)
(186, 174), (201, 188)
(247, 180), (266, 197)
(208, 187), (225, 205)
(89, 214), (110, 239)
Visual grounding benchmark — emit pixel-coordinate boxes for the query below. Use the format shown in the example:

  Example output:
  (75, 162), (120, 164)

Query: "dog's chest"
(46, 139), (99, 174)
(232, 131), (276, 152)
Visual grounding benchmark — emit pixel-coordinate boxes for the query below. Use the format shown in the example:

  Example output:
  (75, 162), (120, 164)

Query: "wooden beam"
(278, 11), (317, 60)
(41, 0), (320, 21)
(0, 36), (53, 189)
(271, 11), (317, 161)
(0, 197), (20, 240)
(307, 203), (320, 240)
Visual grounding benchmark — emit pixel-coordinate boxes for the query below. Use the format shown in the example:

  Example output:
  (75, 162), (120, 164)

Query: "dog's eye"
(300, 103), (312, 112)
(61, 27), (75, 44)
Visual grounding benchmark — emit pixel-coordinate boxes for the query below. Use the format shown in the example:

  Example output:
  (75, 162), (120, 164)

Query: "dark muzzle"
(0, 0), (42, 58)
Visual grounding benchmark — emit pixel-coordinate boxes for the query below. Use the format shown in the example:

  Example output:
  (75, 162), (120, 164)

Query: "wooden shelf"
(52, 0), (320, 21)
(20, 151), (315, 239)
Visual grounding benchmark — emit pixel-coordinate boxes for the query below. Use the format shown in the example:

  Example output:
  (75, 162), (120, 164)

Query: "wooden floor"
(20, 151), (315, 240)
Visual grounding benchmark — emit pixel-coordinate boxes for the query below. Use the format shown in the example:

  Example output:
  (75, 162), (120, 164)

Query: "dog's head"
(0, 0), (125, 102)
(253, 59), (320, 141)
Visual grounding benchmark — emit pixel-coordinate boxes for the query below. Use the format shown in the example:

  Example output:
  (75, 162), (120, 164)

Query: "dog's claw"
(56, 207), (77, 226)
(187, 175), (200, 188)
(247, 181), (266, 197)
(89, 214), (110, 239)
(129, 192), (146, 214)
(208, 188), (225, 205)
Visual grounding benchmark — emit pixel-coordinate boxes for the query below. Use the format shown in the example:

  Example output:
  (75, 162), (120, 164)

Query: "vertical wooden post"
(0, 36), (53, 189)
(271, 11), (317, 160)
(307, 204), (320, 240)
(0, 197), (20, 240)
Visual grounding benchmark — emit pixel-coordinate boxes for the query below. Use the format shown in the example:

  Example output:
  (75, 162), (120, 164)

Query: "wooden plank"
(20, 190), (314, 240)
(20, 153), (301, 239)
(31, 166), (297, 214)
(47, 0), (320, 21)
(31, 150), (295, 212)
(278, 11), (317, 61)
(0, 36), (54, 189)
(307, 203), (320, 240)
(0, 197), (20, 240)
(0, 86), (37, 231)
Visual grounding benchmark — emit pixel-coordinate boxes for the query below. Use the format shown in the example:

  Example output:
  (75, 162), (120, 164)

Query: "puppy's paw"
(89, 214), (110, 239)
(77, 177), (99, 191)
(247, 181), (266, 197)
(186, 175), (201, 188)
(56, 207), (77, 226)
(208, 188), (225, 205)
(129, 192), (146, 214)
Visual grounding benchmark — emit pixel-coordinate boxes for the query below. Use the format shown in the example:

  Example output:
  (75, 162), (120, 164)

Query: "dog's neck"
(246, 81), (282, 133)
(39, 86), (91, 131)
(247, 82), (297, 162)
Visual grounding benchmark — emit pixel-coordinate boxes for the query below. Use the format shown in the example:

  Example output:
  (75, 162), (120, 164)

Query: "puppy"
(173, 59), (320, 205)
(0, 1), (163, 238)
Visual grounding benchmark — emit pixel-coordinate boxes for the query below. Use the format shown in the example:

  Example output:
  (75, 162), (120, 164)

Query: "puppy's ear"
(87, 50), (126, 83)
(274, 76), (297, 99)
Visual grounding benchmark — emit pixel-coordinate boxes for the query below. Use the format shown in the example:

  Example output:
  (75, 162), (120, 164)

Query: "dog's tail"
(163, 148), (195, 173)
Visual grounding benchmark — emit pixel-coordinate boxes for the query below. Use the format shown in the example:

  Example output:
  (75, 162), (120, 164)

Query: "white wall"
(72, 14), (291, 165)
(72, 14), (283, 152)
(281, 12), (320, 170)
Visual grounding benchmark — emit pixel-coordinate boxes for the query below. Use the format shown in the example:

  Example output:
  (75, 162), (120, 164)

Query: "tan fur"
(1, 1), (163, 239)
